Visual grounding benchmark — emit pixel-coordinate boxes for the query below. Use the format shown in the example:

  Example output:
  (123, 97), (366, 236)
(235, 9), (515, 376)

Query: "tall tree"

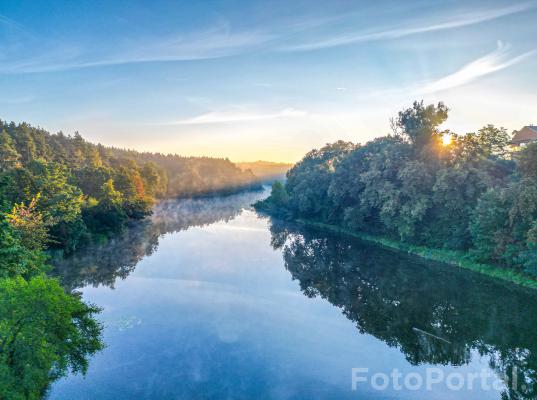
(0, 131), (21, 171)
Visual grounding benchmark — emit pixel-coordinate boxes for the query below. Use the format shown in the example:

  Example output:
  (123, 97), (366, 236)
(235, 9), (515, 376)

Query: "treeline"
(257, 101), (537, 277)
(0, 120), (258, 253)
(109, 149), (259, 198)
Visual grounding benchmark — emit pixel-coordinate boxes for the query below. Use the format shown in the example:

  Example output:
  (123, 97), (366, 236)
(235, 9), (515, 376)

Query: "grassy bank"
(295, 219), (537, 290)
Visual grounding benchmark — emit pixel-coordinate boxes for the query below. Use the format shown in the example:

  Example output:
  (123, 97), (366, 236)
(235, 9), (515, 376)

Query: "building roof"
(512, 126), (537, 144)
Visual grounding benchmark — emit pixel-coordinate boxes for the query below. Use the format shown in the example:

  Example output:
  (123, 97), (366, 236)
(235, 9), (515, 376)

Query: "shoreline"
(292, 218), (537, 290)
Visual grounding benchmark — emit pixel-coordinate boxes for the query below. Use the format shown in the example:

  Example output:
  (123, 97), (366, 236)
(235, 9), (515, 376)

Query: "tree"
(476, 125), (511, 158)
(0, 276), (103, 399)
(285, 141), (355, 219)
(10, 124), (37, 163)
(74, 165), (112, 199)
(257, 100), (537, 274)
(1, 160), (84, 228)
(0, 131), (21, 171)
(521, 222), (537, 275)
(395, 101), (449, 150)
(469, 188), (511, 263)
(82, 180), (127, 234)
(140, 162), (162, 197)
(269, 181), (289, 207)
(254, 181), (290, 217)
(428, 166), (491, 249)
(5, 195), (49, 251)
(0, 219), (47, 279)
(517, 142), (537, 180)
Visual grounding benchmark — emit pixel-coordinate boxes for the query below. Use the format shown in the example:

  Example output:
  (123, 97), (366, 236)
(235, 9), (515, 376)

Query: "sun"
(442, 134), (453, 146)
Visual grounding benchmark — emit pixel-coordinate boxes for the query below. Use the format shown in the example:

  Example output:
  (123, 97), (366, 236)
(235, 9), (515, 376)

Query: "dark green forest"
(0, 120), (259, 253)
(0, 120), (260, 398)
(257, 101), (537, 279)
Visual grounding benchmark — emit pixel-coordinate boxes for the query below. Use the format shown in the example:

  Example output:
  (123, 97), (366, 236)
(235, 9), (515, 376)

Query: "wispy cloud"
(1, 2), (534, 73)
(419, 42), (536, 94)
(171, 108), (308, 125)
(0, 28), (274, 74)
(279, 2), (535, 51)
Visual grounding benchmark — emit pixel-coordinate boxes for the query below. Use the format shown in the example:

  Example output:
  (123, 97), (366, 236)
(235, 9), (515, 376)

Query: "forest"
(257, 101), (537, 279)
(0, 120), (260, 398)
(0, 120), (260, 253)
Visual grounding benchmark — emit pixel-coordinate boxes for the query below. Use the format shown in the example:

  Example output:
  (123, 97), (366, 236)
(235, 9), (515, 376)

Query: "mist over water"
(49, 190), (537, 400)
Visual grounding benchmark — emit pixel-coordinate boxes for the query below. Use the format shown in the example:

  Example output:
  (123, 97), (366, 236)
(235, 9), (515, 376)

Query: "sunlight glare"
(442, 134), (453, 146)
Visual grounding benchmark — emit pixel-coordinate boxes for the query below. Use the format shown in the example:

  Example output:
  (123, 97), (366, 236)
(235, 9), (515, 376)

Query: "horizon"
(1, 0), (536, 162)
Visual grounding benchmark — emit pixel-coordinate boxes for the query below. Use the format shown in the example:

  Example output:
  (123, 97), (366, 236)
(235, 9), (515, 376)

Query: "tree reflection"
(52, 189), (266, 291)
(268, 220), (537, 399)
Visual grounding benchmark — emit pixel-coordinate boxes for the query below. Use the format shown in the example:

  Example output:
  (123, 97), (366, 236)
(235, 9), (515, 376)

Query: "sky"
(0, 0), (536, 162)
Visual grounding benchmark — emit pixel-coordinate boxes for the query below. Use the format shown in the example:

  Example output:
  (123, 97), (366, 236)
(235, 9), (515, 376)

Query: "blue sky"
(0, 0), (536, 161)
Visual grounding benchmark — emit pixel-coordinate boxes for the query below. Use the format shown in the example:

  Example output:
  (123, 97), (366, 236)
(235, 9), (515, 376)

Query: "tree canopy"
(257, 101), (537, 277)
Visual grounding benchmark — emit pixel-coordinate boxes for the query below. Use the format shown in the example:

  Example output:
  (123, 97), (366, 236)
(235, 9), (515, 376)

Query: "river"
(48, 188), (537, 399)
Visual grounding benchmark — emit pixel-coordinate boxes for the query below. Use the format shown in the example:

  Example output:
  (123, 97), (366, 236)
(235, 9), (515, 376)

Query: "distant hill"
(236, 161), (293, 182)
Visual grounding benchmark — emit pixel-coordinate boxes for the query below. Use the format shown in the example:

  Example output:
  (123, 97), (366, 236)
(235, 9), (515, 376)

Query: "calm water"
(49, 189), (537, 400)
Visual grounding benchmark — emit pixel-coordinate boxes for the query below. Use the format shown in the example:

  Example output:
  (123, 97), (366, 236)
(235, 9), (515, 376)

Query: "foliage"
(6, 195), (49, 251)
(0, 131), (20, 171)
(0, 199), (103, 398)
(0, 275), (103, 400)
(258, 101), (537, 279)
(395, 100), (449, 158)
(0, 219), (47, 279)
(0, 119), (260, 253)
(254, 181), (290, 217)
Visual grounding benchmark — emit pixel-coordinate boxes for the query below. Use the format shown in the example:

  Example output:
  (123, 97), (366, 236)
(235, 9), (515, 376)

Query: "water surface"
(49, 190), (537, 399)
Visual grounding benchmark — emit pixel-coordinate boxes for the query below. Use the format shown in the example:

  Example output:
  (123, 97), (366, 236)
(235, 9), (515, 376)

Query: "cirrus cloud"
(418, 41), (536, 94)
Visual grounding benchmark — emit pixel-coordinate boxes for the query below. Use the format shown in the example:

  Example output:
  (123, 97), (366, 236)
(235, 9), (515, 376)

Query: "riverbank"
(293, 219), (537, 290)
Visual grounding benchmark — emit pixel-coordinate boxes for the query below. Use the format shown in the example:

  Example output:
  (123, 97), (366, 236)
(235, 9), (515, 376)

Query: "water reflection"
(268, 220), (537, 399)
(49, 190), (537, 399)
(52, 189), (267, 290)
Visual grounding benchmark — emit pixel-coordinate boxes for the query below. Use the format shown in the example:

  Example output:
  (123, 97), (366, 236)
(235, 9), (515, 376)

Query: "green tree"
(395, 101), (449, 151)
(476, 125), (511, 158)
(10, 124), (37, 163)
(0, 276), (103, 399)
(285, 141), (355, 219)
(0, 131), (21, 171)
(254, 181), (290, 217)
(521, 222), (537, 275)
(517, 142), (537, 180)
(470, 188), (511, 263)
(83, 179), (127, 234)
(140, 162), (162, 197)
(6, 195), (49, 251)
(258, 100), (537, 276)
(269, 181), (289, 207)
(0, 220), (47, 279)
